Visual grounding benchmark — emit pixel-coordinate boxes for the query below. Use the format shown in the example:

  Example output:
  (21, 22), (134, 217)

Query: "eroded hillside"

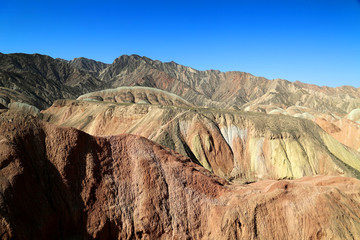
(1, 111), (360, 239)
(42, 95), (360, 181)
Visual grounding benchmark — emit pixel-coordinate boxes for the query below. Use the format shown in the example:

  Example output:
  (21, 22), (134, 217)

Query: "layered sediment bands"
(1, 112), (360, 239)
(42, 100), (360, 181)
(77, 86), (193, 107)
(315, 117), (360, 152)
(244, 104), (360, 152)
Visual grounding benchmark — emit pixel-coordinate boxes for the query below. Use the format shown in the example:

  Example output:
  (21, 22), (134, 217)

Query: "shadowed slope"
(0, 53), (102, 109)
(1, 111), (360, 239)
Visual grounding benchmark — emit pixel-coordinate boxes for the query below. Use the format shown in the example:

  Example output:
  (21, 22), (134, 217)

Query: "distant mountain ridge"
(1, 52), (359, 114)
(0, 53), (102, 109)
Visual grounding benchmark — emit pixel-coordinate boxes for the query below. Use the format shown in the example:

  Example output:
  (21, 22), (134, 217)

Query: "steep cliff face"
(2, 52), (360, 239)
(1, 111), (360, 239)
(42, 99), (360, 181)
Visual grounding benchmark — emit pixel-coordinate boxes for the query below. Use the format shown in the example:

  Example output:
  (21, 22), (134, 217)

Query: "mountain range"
(1, 52), (360, 113)
(1, 52), (360, 239)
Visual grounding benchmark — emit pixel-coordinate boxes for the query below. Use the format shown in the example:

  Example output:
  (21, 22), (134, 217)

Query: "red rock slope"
(1, 111), (360, 239)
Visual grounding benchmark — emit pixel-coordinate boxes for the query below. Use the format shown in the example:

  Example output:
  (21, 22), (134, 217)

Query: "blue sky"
(1, 0), (359, 87)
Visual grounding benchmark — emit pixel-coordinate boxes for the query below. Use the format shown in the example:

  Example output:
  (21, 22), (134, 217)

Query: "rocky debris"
(42, 99), (360, 181)
(1, 111), (360, 239)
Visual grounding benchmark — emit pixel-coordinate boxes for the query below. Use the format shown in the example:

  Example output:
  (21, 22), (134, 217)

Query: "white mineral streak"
(220, 125), (248, 149)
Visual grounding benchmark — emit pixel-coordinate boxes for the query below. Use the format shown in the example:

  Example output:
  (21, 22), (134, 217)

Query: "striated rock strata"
(77, 86), (193, 107)
(42, 99), (360, 181)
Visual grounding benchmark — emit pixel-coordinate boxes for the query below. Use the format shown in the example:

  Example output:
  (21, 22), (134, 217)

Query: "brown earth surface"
(1, 111), (360, 239)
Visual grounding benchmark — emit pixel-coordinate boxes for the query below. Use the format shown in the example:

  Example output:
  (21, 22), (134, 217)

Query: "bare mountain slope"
(98, 54), (360, 113)
(2, 52), (359, 115)
(0, 53), (102, 109)
(69, 57), (110, 76)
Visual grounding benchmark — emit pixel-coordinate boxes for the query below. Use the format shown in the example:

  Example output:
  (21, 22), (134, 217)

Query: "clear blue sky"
(1, 0), (359, 87)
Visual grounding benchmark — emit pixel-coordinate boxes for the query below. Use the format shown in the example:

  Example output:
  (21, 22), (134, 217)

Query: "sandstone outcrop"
(1, 111), (360, 239)
(42, 99), (360, 181)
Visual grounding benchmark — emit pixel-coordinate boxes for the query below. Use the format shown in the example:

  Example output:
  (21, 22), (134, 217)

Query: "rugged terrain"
(1, 53), (360, 113)
(1, 52), (360, 239)
(42, 96), (360, 181)
(1, 53), (359, 151)
(1, 111), (360, 239)
(99, 55), (360, 113)
(249, 105), (360, 152)
(0, 53), (102, 109)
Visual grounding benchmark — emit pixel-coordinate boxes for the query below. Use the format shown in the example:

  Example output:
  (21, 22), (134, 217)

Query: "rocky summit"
(1, 52), (360, 239)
